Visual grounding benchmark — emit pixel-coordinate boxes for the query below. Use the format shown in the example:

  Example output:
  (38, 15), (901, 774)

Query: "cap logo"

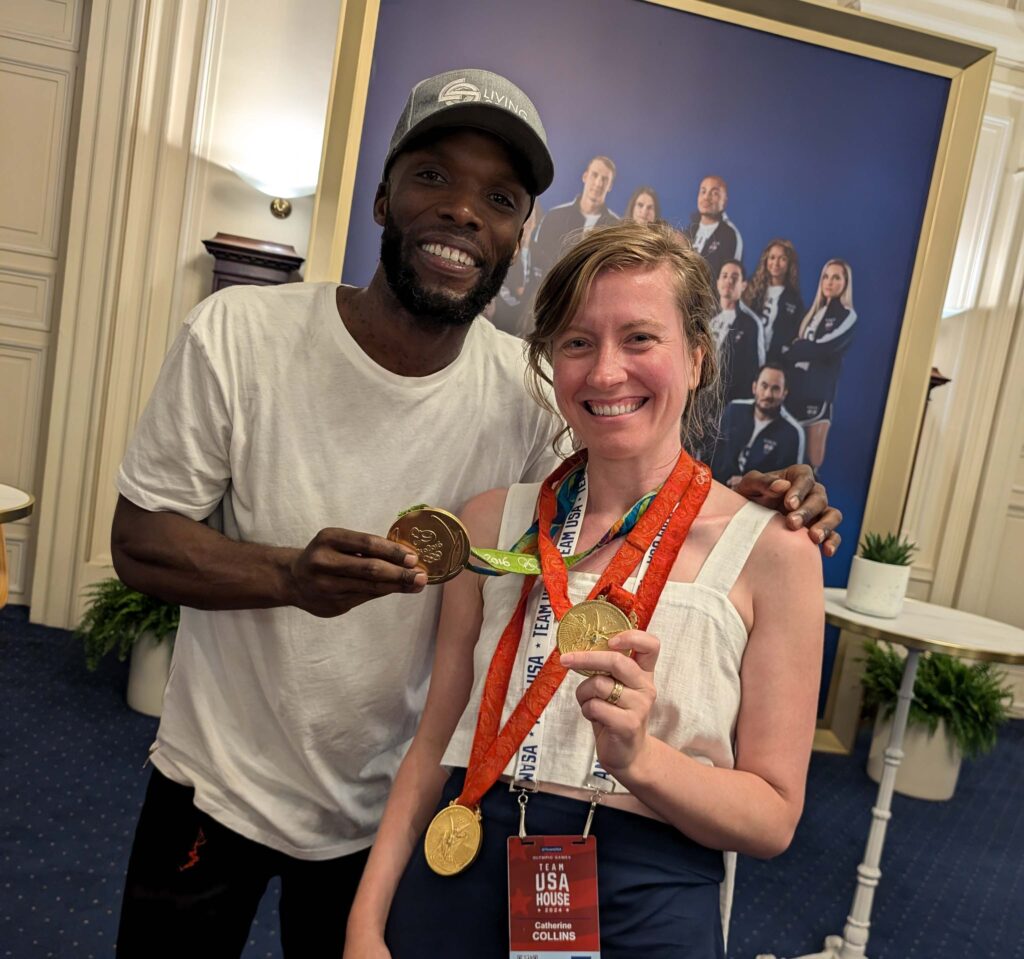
(438, 78), (481, 105)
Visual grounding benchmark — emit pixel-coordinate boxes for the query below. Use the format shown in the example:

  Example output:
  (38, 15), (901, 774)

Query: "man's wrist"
(271, 546), (303, 609)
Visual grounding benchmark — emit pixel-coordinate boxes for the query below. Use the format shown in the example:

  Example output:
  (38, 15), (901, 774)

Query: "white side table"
(0, 484), (34, 608)
(760, 587), (1024, 959)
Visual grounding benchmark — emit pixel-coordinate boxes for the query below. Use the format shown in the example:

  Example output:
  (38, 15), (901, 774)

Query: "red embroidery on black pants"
(178, 827), (207, 872)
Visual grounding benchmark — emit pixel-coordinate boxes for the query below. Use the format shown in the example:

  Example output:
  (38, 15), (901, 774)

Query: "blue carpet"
(2, 602), (1022, 957)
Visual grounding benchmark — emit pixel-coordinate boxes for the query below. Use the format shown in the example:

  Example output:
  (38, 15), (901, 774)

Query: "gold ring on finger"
(605, 680), (625, 706)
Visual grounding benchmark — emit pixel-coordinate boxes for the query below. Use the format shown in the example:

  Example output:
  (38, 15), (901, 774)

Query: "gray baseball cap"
(383, 68), (553, 195)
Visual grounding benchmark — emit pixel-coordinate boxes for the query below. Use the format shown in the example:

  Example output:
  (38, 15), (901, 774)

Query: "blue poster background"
(341, 0), (950, 712)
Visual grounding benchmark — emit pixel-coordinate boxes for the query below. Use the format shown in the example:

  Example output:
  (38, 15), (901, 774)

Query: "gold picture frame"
(307, 0), (993, 754)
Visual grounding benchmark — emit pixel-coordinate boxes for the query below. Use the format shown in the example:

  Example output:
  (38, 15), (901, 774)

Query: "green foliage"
(858, 531), (918, 566)
(75, 578), (179, 671)
(861, 640), (1013, 759)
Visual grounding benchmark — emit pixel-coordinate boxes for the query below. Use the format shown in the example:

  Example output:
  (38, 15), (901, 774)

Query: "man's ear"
(373, 181), (388, 226)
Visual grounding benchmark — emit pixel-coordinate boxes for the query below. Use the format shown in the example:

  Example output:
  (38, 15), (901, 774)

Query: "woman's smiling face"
(766, 245), (789, 284)
(820, 262), (847, 301)
(551, 263), (702, 463)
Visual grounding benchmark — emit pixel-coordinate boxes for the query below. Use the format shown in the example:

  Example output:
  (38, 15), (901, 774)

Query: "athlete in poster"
(532, 155), (620, 278)
(743, 239), (804, 360)
(711, 259), (766, 404)
(712, 362), (806, 485)
(684, 175), (743, 280)
(779, 259), (857, 473)
(623, 185), (661, 224)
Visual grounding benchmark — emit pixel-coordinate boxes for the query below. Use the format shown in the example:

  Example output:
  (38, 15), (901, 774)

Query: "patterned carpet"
(2, 602), (1021, 958)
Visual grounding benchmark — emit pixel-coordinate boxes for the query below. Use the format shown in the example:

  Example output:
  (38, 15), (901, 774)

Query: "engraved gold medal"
(423, 801), (483, 876)
(556, 597), (634, 676)
(387, 507), (470, 584)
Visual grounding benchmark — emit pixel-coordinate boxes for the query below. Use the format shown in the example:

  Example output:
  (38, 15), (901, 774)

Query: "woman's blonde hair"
(524, 220), (722, 455)
(799, 258), (854, 337)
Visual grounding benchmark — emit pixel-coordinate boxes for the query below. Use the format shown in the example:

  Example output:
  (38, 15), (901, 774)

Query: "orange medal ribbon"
(454, 448), (711, 811)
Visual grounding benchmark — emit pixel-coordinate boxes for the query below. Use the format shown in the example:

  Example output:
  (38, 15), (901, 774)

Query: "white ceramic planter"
(844, 555), (911, 618)
(867, 712), (962, 801)
(126, 630), (173, 717)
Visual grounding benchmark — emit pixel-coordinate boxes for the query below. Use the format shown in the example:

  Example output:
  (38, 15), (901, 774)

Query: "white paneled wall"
(0, 2), (83, 605)
(27, 0), (341, 627)
(864, 0), (1024, 712)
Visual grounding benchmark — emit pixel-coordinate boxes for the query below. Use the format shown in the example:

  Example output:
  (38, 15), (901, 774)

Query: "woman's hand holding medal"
(561, 628), (661, 775)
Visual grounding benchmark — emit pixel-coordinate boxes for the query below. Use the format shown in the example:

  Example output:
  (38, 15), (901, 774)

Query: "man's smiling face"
(375, 129), (531, 327)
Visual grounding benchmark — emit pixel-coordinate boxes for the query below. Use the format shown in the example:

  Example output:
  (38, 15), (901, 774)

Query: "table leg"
(0, 524), (8, 608)
(759, 647), (921, 959)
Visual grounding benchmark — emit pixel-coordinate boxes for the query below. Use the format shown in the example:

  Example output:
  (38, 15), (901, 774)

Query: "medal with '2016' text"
(387, 507), (470, 584)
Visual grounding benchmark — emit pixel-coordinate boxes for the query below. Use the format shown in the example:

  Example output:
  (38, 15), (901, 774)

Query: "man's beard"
(380, 211), (512, 328)
(756, 401), (781, 419)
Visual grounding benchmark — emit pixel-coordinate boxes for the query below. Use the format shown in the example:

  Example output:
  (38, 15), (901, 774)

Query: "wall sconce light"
(269, 197), (292, 219)
(230, 165), (316, 219)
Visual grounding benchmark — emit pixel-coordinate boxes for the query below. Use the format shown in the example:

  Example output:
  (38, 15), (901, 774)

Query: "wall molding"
(165, 0), (224, 349)
(860, 0), (1024, 68)
(944, 115), (1012, 314)
(0, 266), (52, 333)
(30, 0), (211, 627)
(0, 0), (82, 52)
(0, 43), (74, 258)
(3, 525), (30, 603)
(954, 164), (1024, 612)
(0, 335), (46, 491)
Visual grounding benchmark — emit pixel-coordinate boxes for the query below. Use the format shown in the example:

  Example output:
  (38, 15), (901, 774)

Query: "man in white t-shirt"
(684, 174), (743, 281)
(112, 67), (561, 958)
(111, 69), (842, 956)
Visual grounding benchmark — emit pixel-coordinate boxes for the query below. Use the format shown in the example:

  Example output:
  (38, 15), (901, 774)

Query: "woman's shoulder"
(680, 481), (764, 563)
(461, 483), (541, 552)
(460, 487), (511, 550)
(702, 481), (818, 571)
(702, 479), (753, 520)
(743, 502), (823, 590)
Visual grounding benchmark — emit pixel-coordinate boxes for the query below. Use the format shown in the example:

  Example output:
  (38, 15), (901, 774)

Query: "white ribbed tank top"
(441, 482), (776, 943)
(443, 483), (775, 782)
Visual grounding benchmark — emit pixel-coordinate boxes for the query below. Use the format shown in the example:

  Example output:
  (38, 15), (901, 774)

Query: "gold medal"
(387, 507), (470, 584)
(557, 597), (634, 676)
(423, 801), (483, 876)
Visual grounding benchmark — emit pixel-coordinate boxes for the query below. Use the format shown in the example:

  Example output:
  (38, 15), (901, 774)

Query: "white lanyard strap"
(512, 471), (673, 794)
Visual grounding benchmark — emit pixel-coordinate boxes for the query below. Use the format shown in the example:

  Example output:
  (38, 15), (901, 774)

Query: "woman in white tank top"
(347, 223), (824, 959)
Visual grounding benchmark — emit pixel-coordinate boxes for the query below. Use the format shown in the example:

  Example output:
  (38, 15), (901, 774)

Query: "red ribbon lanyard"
(455, 449), (712, 810)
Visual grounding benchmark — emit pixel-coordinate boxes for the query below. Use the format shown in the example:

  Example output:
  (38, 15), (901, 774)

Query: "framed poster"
(307, 0), (992, 752)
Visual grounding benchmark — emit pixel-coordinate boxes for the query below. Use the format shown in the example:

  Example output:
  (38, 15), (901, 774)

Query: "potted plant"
(861, 640), (1013, 800)
(76, 577), (180, 717)
(845, 531), (917, 618)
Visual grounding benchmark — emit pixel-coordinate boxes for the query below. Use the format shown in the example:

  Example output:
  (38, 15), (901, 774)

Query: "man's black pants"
(116, 768), (370, 957)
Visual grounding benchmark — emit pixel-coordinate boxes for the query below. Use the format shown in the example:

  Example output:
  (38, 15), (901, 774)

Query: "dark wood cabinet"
(202, 233), (305, 293)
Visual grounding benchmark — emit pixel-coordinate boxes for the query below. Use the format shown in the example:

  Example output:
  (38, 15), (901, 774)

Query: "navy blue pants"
(387, 768), (725, 958)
